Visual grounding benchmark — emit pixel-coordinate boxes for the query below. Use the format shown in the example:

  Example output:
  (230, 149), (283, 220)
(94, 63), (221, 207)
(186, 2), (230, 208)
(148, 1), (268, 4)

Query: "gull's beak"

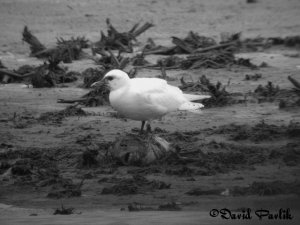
(91, 77), (106, 88)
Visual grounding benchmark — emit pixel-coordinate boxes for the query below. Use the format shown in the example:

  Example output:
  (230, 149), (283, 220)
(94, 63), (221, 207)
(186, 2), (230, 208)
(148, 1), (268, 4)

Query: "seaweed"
(101, 174), (170, 195)
(53, 204), (75, 215)
(39, 105), (87, 124)
(94, 18), (153, 53)
(23, 26), (89, 63)
(92, 49), (130, 70)
(254, 81), (280, 99)
(180, 75), (231, 107)
(22, 26), (46, 55)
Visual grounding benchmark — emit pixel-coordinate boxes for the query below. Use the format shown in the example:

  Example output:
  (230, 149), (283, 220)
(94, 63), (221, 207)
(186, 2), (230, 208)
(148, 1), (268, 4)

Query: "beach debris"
(93, 18), (153, 53)
(47, 178), (84, 199)
(78, 149), (99, 168)
(110, 133), (173, 166)
(92, 49), (130, 70)
(39, 105), (86, 124)
(82, 67), (105, 88)
(244, 73), (262, 81)
(231, 180), (300, 196)
(288, 76), (300, 93)
(254, 81), (280, 98)
(53, 203), (75, 215)
(101, 174), (170, 195)
(127, 202), (181, 211)
(143, 31), (218, 55)
(23, 26), (89, 63)
(22, 26), (46, 55)
(180, 75), (232, 107)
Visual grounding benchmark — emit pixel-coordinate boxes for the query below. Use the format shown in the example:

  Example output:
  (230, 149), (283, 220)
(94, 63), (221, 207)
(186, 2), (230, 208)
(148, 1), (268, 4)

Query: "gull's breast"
(109, 88), (167, 121)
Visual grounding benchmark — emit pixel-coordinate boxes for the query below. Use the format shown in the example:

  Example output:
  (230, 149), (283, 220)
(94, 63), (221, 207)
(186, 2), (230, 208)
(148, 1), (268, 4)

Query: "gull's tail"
(179, 102), (204, 114)
(183, 94), (211, 102)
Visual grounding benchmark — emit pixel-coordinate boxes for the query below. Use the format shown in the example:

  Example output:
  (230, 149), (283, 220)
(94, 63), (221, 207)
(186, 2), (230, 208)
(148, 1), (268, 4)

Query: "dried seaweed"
(57, 68), (110, 107)
(110, 133), (173, 166)
(244, 73), (262, 81)
(101, 174), (170, 195)
(180, 75), (231, 107)
(231, 180), (300, 196)
(145, 48), (257, 70)
(144, 31), (218, 55)
(23, 26), (89, 63)
(82, 67), (106, 88)
(53, 203), (75, 215)
(184, 49), (236, 69)
(254, 81), (280, 98)
(214, 121), (300, 142)
(22, 26), (46, 55)
(80, 83), (110, 106)
(39, 105), (87, 124)
(0, 62), (37, 83)
(131, 53), (150, 66)
(78, 149), (99, 168)
(0, 60), (6, 69)
(94, 18), (153, 53)
(127, 202), (181, 211)
(31, 58), (78, 87)
(92, 49), (130, 70)
(278, 76), (300, 108)
(288, 76), (300, 93)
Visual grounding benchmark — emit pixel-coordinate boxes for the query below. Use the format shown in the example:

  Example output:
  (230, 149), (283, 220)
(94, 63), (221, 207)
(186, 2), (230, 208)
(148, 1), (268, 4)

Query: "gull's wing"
(130, 78), (190, 113)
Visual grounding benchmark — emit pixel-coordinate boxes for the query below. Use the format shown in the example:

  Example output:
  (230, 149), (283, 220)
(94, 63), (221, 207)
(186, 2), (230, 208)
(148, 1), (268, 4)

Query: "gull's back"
(109, 77), (187, 121)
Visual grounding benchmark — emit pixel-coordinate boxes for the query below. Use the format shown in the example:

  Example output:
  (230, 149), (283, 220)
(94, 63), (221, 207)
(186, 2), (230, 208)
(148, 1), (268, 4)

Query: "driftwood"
(144, 31), (218, 55)
(0, 68), (36, 83)
(288, 76), (300, 92)
(57, 98), (87, 104)
(0, 69), (35, 78)
(171, 37), (194, 53)
(194, 42), (237, 53)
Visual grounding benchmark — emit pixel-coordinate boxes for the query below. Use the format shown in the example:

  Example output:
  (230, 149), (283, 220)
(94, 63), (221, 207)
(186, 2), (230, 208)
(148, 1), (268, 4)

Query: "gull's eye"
(107, 76), (114, 81)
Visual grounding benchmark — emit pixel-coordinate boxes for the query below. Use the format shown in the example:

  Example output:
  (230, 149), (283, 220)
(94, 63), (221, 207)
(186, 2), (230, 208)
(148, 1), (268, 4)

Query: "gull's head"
(91, 69), (130, 91)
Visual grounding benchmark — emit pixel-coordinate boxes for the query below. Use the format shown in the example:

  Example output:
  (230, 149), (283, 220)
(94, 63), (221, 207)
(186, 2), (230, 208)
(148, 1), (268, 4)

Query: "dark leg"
(140, 121), (146, 134)
(146, 123), (152, 133)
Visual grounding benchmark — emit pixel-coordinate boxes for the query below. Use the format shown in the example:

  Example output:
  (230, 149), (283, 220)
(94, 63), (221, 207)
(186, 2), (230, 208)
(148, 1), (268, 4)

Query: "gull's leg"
(140, 121), (146, 134)
(146, 121), (152, 133)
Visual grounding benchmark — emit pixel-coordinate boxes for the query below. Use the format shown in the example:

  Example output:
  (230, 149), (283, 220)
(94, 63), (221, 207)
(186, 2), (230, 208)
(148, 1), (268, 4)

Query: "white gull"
(92, 69), (210, 132)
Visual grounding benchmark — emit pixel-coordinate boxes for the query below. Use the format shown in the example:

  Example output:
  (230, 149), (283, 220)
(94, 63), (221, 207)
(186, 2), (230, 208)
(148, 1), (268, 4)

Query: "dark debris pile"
(0, 148), (83, 199)
(252, 77), (300, 107)
(212, 121), (300, 143)
(92, 49), (130, 70)
(146, 48), (258, 70)
(93, 18), (153, 53)
(100, 174), (170, 195)
(143, 31), (218, 55)
(279, 76), (300, 108)
(39, 105), (87, 124)
(186, 180), (300, 196)
(127, 201), (181, 211)
(231, 180), (300, 196)
(180, 75), (238, 107)
(23, 26), (89, 63)
(0, 59), (79, 87)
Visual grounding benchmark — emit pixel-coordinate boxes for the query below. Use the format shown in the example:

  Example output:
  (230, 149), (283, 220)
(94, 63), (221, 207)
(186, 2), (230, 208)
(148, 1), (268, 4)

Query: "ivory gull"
(92, 69), (210, 132)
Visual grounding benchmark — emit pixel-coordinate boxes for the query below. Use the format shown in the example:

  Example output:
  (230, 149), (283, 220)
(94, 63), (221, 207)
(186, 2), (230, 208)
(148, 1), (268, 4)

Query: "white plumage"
(92, 69), (210, 131)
